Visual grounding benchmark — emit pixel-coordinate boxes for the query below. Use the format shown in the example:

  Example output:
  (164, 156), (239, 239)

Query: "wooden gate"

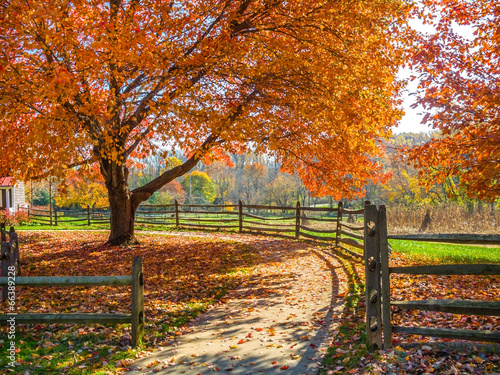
(364, 205), (500, 350)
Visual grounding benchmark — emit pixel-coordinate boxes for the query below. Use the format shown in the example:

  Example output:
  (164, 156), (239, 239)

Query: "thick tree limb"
(131, 133), (219, 204)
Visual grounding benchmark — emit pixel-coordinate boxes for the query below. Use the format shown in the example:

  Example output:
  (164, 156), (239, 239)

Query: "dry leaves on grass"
(0, 231), (262, 373)
(328, 250), (500, 374)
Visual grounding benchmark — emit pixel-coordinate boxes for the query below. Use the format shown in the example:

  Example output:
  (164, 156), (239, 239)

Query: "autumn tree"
(55, 167), (109, 208)
(0, 0), (408, 244)
(404, 0), (500, 201)
(181, 171), (216, 203)
(205, 160), (234, 203)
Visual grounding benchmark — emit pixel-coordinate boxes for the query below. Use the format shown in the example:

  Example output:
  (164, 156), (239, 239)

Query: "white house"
(0, 177), (27, 212)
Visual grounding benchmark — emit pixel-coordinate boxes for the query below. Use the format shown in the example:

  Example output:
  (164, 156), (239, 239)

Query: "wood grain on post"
(364, 204), (382, 350)
(378, 205), (392, 349)
(131, 256), (144, 347)
(9, 229), (20, 276)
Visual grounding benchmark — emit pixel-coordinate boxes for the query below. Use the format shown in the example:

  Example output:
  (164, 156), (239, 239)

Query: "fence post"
(49, 203), (53, 226)
(54, 206), (58, 226)
(335, 202), (343, 248)
(0, 223), (5, 242)
(364, 205), (382, 350)
(378, 205), (392, 349)
(87, 205), (91, 226)
(8, 227), (20, 277)
(295, 201), (300, 238)
(131, 256), (144, 347)
(1, 224), (8, 302)
(238, 200), (243, 233)
(174, 200), (179, 229)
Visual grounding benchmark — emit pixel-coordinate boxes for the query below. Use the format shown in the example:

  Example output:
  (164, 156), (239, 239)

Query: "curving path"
(128, 234), (348, 375)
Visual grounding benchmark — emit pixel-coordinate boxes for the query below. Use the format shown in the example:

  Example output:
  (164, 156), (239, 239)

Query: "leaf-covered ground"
(322, 247), (500, 375)
(0, 230), (263, 374)
(1, 231), (499, 374)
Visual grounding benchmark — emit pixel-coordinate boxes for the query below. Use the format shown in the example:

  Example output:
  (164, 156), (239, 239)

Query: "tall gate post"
(379, 205), (392, 349)
(131, 256), (144, 347)
(364, 205), (382, 350)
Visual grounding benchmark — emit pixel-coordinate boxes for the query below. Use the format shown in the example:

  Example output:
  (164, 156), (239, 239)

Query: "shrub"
(0, 210), (31, 226)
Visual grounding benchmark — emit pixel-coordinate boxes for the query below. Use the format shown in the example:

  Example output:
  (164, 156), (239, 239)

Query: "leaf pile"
(0, 230), (261, 374)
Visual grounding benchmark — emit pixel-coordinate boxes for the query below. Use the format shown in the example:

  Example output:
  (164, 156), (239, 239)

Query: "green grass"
(389, 240), (500, 264)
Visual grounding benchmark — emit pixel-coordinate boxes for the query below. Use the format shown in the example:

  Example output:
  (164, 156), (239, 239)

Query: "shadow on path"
(129, 237), (348, 374)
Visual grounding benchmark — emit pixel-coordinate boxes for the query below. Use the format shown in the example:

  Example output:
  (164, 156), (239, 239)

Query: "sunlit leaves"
(0, 0), (409, 200)
(404, 0), (500, 201)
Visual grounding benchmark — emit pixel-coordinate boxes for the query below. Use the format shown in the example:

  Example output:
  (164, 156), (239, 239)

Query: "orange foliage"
(0, 0), (408, 201)
(404, 0), (500, 200)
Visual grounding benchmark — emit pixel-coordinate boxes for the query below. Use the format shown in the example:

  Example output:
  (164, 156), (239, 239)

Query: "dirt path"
(128, 234), (348, 374)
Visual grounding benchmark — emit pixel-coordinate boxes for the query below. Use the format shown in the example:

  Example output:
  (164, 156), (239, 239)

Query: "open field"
(389, 240), (500, 264)
(387, 204), (500, 235)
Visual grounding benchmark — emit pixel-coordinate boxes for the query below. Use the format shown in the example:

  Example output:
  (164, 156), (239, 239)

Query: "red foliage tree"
(404, 0), (500, 200)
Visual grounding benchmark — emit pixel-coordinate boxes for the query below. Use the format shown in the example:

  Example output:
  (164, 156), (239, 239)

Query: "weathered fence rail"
(0, 256), (144, 347)
(388, 233), (500, 244)
(364, 204), (500, 350)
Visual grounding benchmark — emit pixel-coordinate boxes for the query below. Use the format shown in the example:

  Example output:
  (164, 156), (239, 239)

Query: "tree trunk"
(108, 186), (137, 246)
(101, 159), (139, 246)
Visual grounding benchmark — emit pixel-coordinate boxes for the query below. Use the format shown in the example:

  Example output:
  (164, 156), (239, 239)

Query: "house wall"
(0, 182), (26, 212)
(14, 181), (26, 210)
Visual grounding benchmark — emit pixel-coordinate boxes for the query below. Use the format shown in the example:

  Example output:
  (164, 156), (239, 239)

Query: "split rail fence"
(364, 204), (500, 350)
(28, 201), (367, 252)
(0, 256), (144, 347)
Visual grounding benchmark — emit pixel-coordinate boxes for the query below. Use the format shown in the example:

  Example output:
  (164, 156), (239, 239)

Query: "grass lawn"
(389, 239), (500, 264)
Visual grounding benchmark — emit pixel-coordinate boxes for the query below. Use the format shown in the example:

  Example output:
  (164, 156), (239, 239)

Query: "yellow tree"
(0, 0), (408, 244)
(55, 167), (109, 208)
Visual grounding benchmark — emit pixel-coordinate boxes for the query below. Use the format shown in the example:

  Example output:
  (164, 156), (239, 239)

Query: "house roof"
(0, 177), (13, 187)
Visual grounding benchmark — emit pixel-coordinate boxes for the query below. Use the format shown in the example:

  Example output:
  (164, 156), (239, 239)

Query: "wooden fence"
(28, 201), (368, 249)
(0, 224), (21, 302)
(0, 256), (144, 347)
(364, 205), (500, 350)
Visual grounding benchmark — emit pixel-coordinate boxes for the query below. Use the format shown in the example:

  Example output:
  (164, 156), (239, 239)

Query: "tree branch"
(131, 133), (219, 203)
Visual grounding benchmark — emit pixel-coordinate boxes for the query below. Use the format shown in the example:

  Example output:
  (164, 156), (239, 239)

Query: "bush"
(0, 210), (31, 226)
